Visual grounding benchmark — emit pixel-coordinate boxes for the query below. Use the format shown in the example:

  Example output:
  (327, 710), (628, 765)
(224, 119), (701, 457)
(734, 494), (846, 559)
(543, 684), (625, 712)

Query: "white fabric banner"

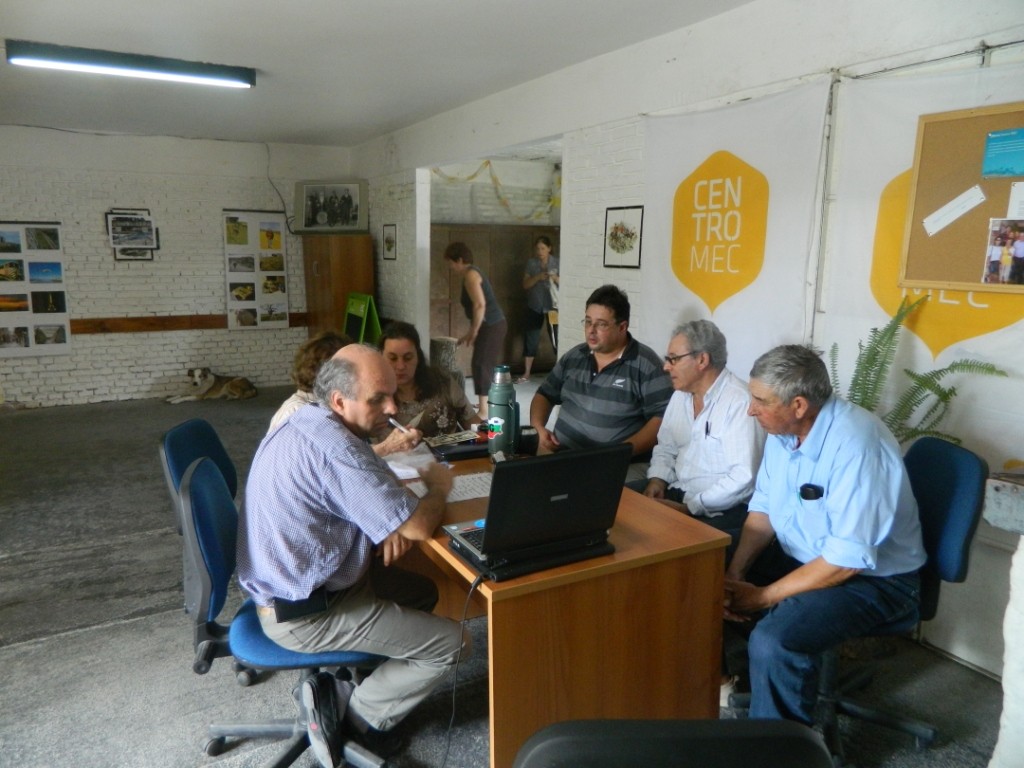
(819, 64), (1024, 372)
(639, 77), (831, 375)
(821, 66), (1024, 762)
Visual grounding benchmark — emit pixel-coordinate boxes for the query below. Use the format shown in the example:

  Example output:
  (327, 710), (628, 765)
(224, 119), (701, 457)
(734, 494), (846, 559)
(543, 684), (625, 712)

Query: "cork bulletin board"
(900, 101), (1024, 294)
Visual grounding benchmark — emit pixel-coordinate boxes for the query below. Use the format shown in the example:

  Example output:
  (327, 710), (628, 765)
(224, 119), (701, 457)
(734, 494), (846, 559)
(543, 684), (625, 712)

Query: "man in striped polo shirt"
(529, 284), (672, 483)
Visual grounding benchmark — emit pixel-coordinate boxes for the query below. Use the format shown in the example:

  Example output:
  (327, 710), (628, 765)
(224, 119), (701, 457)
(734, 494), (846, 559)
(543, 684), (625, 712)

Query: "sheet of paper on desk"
(406, 472), (492, 502)
(448, 472), (492, 501)
(387, 443), (436, 480)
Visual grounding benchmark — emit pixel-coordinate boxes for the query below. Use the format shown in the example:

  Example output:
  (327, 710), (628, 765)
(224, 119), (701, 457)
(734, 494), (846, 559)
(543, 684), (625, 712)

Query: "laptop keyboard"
(461, 527), (486, 549)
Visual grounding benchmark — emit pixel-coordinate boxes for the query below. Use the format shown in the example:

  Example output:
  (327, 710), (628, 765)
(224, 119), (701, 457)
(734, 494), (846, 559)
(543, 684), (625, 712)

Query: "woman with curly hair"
(270, 330), (423, 456)
(268, 331), (352, 433)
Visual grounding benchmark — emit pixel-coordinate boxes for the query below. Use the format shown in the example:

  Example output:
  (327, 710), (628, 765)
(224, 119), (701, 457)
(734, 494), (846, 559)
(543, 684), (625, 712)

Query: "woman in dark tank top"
(443, 242), (507, 413)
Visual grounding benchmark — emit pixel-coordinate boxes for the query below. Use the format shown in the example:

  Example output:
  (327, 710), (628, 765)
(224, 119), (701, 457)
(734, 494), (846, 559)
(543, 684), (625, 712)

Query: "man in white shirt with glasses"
(635, 319), (765, 563)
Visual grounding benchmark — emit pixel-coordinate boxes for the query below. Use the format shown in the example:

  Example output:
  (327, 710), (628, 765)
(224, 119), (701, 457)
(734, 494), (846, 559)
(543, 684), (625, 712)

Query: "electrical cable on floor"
(438, 572), (486, 768)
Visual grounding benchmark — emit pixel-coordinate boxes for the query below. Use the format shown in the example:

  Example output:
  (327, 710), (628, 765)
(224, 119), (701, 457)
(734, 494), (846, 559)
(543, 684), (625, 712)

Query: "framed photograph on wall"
(382, 224), (397, 260)
(603, 206), (643, 268)
(106, 211), (158, 249)
(294, 179), (369, 233)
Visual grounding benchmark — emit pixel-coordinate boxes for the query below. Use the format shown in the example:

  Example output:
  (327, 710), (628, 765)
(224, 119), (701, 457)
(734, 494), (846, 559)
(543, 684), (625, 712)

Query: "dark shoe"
(351, 725), (406, 760)
(301, 672), (343, 768)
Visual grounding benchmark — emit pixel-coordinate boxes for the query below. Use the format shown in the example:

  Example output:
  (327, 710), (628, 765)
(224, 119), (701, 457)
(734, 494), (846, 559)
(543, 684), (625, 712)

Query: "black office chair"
(817, 435), (989, 753)
(179, 457), (385, 768)
(512, 719), (833, 768)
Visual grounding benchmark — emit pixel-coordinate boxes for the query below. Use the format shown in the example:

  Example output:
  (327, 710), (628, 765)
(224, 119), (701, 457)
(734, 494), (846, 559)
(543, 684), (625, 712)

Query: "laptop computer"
(443, 442), (633, 581)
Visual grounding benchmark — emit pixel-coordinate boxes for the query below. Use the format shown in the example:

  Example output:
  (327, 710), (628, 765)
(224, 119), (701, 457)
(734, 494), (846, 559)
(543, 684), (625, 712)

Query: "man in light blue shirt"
(724, 344), (925, 724)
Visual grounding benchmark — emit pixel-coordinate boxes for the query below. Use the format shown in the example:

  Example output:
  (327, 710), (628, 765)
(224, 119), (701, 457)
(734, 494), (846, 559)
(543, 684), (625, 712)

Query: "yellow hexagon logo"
(671, 150), (769, 312)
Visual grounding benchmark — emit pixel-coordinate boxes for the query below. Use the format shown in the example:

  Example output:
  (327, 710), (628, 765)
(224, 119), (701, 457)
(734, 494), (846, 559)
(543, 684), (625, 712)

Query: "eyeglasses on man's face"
(663, 351), (699, 365)
(581, 319), (621, 332)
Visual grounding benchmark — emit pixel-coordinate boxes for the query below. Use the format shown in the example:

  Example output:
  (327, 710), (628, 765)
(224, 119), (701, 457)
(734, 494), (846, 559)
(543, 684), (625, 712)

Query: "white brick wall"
(559, 116), (648, 349)
(370, 171), (420, 326)
(0, 146), (311, 407)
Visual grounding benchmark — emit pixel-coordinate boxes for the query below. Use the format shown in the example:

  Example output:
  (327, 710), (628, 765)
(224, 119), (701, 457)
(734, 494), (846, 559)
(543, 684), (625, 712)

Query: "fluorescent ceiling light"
(5, 39), (255, 89)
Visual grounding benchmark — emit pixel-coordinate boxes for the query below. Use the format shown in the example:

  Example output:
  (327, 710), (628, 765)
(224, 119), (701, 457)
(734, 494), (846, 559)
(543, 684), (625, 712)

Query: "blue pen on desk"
(388, 417), (410, 434)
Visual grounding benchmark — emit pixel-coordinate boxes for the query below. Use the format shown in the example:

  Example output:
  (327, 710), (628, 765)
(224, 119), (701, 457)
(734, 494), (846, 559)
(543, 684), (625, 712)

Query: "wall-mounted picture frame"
(382, 224), (397, 260)
(106, 210), (157, 249)
(107, 208), (159, 260)
(294, 179), (369, 233)
(603, 205), (643, 268)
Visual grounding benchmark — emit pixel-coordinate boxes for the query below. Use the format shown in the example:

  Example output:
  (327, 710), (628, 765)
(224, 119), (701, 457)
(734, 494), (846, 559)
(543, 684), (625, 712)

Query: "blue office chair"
(160, 418), (257, 683)
(160, 417), (238, 534)
(179, 457), (385, 768)
(818, 436), (989, 752)
(513, 719), (833, 768)
(728, 437), (988, 758)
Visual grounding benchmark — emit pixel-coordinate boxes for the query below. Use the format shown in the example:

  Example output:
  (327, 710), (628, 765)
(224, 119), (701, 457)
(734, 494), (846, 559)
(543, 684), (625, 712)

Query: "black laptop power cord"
(438, 572), (487, 768)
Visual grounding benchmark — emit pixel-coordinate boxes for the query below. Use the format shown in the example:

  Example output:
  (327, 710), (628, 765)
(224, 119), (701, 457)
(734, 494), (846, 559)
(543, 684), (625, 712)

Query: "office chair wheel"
(233, 661), (258, 686)
(204, 736), (227, 756)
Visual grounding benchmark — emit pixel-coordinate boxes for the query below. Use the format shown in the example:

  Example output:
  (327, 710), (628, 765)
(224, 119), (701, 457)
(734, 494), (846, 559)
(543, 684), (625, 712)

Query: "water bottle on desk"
(487, 365), (519, 460)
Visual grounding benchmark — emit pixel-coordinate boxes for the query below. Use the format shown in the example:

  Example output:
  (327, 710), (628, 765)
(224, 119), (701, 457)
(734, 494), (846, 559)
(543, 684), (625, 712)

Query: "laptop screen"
(477, 442), (633, 556)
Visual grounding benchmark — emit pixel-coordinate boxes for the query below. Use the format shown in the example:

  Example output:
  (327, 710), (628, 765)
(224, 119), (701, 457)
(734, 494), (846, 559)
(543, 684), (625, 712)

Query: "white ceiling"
(0, 0), (755, 159)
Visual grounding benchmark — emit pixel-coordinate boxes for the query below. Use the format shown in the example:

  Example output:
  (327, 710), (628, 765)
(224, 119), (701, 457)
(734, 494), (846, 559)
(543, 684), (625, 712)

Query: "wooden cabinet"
(301, 234), (375, 337)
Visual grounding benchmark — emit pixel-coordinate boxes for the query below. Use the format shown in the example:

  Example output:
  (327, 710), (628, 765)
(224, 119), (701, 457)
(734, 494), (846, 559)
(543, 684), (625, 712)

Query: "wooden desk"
(409, 458), (729, 768)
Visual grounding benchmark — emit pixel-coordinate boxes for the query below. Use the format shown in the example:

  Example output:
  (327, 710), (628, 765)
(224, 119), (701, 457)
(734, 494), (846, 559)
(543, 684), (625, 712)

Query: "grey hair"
(313, 352), (362, 406)
(749, 344), (832, 408)
(671, 319), (727, 370)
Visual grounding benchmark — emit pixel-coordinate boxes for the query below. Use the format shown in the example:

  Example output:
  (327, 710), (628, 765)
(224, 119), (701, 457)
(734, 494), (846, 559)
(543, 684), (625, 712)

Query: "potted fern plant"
(828, 296), (1006, 445)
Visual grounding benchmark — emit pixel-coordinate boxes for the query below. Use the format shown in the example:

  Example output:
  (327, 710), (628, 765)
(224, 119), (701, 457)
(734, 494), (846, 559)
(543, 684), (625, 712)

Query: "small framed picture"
(294, 180), (369, 233)
(107, 212), (158, 249)
(114, 248), (155, 262)
(382, 224), (397, 260)
(603, 206), (643, 268)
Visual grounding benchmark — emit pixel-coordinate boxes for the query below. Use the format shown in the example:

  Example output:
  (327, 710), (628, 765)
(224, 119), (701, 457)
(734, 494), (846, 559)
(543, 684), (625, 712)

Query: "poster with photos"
(223, 210), (288, 330)
(0, 221), (71, 358)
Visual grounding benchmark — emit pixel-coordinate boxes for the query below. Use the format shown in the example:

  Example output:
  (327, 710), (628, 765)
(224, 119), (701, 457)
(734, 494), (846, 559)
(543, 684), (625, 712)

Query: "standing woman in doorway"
(444, 241), (507, 413)
(518, 235), (559, 383)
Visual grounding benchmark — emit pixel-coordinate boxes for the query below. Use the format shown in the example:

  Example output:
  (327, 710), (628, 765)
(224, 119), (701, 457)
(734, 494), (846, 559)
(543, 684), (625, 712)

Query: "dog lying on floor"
(166, 367), (258, 403)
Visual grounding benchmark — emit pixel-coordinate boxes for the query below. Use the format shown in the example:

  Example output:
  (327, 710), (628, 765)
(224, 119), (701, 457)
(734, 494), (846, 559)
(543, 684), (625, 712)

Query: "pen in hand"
(388, 417), (410, 434)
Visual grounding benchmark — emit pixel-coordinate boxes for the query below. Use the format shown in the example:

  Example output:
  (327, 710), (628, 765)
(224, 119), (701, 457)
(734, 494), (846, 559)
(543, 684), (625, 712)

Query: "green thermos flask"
(486, 365), (519, 459)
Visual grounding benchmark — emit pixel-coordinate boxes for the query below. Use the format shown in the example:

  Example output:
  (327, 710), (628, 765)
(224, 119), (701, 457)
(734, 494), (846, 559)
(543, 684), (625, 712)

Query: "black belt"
(272, 585), (332, 622)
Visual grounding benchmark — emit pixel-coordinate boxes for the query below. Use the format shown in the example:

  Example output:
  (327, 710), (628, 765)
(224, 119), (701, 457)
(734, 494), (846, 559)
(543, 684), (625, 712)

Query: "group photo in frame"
(603, 205), (644, 268)
(294, 179), (369, 233)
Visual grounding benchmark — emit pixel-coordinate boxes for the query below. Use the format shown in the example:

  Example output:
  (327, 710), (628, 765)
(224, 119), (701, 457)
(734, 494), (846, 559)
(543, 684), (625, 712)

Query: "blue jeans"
(747, 570), (920, 723)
